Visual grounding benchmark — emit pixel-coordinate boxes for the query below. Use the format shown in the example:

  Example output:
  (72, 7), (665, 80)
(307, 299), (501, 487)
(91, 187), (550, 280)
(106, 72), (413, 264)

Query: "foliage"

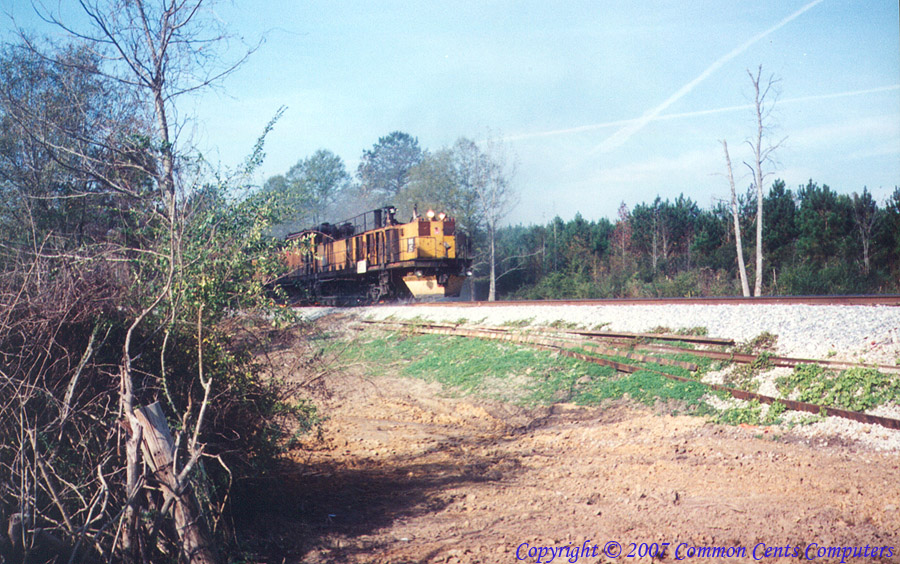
(0, 5), (316, 561)
(776, 364), (900, 412)
(735, 332), (778, 354)
(356, 131), (424, 202)
(714, 399), (765, 425)
(713, 399), (785, 426)
(262, 148), (351, 233)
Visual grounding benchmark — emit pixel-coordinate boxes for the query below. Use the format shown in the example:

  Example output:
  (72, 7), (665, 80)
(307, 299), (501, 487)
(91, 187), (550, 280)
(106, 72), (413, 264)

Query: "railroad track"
(359, 319), (900, 431)
(408, 295), (900, 307)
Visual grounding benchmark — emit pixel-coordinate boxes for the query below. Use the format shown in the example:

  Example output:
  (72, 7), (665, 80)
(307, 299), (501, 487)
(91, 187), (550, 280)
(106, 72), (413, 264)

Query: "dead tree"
(721, 140), (751, 296)
(476, 135), (518, 302)
(6, 1), (256, 561)
(851, 188), (879, 276)
(744, 65), (785, 297)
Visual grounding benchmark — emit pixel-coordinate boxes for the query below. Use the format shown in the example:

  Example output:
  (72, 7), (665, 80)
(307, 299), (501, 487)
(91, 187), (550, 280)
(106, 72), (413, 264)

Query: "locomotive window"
(407, 238), (415, 253)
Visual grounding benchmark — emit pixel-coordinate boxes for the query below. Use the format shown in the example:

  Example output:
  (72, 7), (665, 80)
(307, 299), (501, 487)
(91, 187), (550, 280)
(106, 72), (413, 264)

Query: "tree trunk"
(488, 225), (496, 301)
(747, 65), (773, 297)
(722, 140), (750, 296)
(754, 179), (763, 296)
(134, 402), (217, 564)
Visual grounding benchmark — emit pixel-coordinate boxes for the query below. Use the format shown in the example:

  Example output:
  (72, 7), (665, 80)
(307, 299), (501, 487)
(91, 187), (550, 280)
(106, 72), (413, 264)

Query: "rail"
(359, 319), (900, 430)
(406, 295), (900, 307)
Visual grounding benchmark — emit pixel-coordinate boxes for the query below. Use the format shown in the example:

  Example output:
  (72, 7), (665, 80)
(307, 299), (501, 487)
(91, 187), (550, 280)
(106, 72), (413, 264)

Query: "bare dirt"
(245, 329), (900, 563)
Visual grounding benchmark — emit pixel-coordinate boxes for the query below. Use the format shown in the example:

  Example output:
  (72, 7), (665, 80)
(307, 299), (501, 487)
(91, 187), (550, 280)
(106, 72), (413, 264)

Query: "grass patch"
(578, 370), (708, 407)
(341, 331), (710, 411)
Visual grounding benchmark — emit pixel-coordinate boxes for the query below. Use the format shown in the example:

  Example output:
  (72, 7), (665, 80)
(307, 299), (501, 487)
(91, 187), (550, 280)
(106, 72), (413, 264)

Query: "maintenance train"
(280, 206), (470, 304)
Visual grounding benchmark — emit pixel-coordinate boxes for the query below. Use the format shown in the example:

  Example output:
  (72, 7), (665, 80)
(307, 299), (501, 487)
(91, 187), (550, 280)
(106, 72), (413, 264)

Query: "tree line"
(494, 182), (900, 299)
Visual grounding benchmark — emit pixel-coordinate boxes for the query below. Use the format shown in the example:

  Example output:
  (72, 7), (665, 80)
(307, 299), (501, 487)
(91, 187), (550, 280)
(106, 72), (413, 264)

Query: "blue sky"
(3, 0), (898, 225)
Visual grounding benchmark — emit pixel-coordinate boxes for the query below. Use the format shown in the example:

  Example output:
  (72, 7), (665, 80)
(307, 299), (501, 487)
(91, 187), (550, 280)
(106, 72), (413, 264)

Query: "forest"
(493, 181), (900, 299)
(263, 132), (900, 301)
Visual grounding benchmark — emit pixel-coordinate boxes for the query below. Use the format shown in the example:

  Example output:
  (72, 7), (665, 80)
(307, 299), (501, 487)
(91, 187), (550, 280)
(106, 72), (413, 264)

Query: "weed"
(577, 370), (708, 408)
(676, 326), (709, 336)
(502, 317), (534, 328)
(548, 319), (580, 329)
(723, 352), (773, 391)
(714, 399), (763, 425)
(782, 412), (826, 428)
(592, 322), (611, 331)
(404, 315), (431, 327)
(764, 400), (787, 424)
(735, 331), (778, 354)
(714, 399), (784, 426)
(649, 325), (673, 334)
(340, 332), (714, 411)
(776, 364), (900, 411)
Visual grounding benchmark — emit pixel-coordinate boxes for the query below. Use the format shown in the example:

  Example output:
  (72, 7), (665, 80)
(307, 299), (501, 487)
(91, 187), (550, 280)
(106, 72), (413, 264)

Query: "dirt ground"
(245, 330), (900, 563)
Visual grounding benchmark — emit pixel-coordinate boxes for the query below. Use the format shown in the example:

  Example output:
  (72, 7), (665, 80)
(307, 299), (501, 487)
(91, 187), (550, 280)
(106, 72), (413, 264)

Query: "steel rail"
(408, 294), (900, 307)
(361, 320), (900, 431)
(359, 319), (735, 346)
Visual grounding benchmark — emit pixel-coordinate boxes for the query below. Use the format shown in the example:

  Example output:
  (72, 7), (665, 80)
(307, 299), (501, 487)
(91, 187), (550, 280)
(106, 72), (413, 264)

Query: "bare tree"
(744, 65), (785, 296)
(476, 135), (518, 302)
(721, 139), (751, 296)
(2, 1), (260, 562)
(851, 188), (879, 276)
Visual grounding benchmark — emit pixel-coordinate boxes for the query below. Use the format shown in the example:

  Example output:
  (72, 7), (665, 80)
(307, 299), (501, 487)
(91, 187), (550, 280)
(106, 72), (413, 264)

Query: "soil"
(244, 323), (900, 563)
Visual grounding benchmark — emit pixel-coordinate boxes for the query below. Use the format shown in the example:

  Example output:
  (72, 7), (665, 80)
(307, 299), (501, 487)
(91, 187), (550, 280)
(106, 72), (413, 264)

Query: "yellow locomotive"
(282, 206), (470, 303)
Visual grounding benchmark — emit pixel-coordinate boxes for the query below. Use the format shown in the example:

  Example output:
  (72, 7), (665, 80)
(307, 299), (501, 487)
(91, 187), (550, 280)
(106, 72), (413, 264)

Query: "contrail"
(593, 0), (827, 154)
(504, 84), (900, 143)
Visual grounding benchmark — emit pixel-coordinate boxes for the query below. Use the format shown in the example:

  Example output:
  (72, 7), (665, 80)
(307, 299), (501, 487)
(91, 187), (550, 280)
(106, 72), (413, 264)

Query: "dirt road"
(243, 357), (900, 564)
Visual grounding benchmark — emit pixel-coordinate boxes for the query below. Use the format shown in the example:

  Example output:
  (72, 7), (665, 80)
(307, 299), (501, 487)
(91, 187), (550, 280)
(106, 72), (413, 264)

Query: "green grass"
(577, 370), (708, 407)
(340, 331), (711, 410)
(340, 330), (897, 428)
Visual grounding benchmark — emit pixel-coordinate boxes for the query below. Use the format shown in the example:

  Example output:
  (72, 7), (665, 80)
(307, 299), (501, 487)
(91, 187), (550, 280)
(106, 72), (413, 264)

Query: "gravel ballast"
(359, 303), (900, 365)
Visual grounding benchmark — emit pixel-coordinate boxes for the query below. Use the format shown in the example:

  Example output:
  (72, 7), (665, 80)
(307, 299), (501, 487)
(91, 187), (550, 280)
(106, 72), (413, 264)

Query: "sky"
(2, 0), (898, 225)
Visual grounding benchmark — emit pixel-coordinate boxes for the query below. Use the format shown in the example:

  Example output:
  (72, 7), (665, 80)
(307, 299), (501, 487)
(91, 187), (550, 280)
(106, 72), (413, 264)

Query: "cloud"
(504, 84), (900, 144)
(789, 114), (900, 150)
(592, 0), (827, 154)
(586, 148), (722, 187)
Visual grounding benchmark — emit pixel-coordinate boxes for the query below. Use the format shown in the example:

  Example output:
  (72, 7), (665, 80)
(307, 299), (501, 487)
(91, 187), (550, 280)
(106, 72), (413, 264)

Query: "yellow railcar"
(282, 207), (470, 303)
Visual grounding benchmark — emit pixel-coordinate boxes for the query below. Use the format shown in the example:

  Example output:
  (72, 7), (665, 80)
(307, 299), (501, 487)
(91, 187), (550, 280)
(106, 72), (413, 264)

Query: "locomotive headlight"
(426, 209), (435, 219)
(415, 270), (424, 277)
(437, 212), (446, 220)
